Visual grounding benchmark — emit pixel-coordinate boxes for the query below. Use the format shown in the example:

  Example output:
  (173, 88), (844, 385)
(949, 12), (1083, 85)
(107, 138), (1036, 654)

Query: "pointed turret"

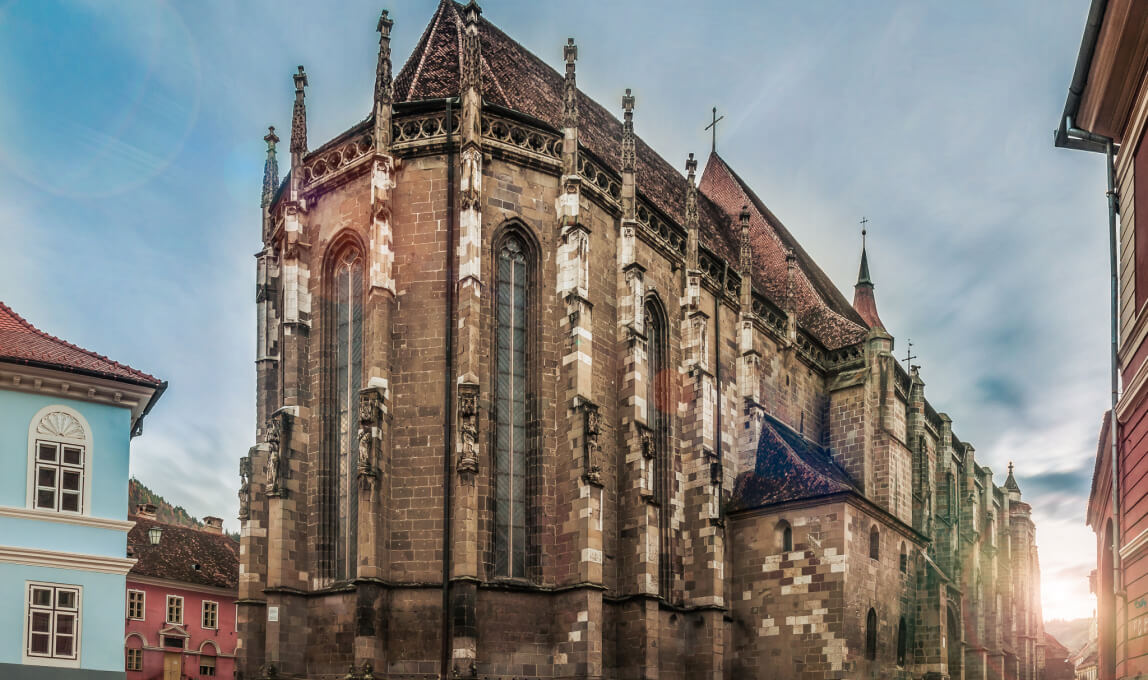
(289, 65), (308, 197)
(739, 205), (753, 312)
(1004, 461), (1021, 497)
(261, 126), (280, 209)
(373, 9), (394, 150)
(852, 227), (885, 330)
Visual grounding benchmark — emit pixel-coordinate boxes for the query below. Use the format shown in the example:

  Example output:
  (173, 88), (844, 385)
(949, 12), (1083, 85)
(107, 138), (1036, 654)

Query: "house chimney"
(135, 503), (157, 519)
(202, 516), (224, 534)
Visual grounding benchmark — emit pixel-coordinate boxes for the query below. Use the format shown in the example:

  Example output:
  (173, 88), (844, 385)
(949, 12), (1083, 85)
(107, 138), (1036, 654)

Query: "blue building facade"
(0, 302), (164, 679)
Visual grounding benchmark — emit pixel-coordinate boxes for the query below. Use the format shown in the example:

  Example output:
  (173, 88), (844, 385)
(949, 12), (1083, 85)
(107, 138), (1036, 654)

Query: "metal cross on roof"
(705, 106), (724, 153)
(860, 216), (869, 247)
(904, 338), (918, 370)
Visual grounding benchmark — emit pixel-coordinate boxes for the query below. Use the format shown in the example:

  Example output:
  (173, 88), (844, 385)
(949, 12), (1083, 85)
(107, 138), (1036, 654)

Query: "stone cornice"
(0, 505), (134, 532)
(0, 544), (136, 575)
(0, 361), (154, 427)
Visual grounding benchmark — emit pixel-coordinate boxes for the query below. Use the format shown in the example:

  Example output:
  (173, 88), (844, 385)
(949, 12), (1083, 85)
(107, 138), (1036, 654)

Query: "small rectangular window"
(202, 601), (218, 629)
(127, 590), (145, 620)
(25, 582), (81, 662)
(166, 595), (183, 624)
(200, 655), (217, 676)
(126, 647), (142, 671)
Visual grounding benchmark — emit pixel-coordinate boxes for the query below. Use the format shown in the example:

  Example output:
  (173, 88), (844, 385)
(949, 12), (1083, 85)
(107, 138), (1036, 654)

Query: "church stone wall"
(238, 7), (1048, 676)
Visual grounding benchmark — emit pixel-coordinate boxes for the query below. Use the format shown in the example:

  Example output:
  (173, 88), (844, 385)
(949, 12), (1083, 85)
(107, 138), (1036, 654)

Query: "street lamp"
(147, 526), (163, 545)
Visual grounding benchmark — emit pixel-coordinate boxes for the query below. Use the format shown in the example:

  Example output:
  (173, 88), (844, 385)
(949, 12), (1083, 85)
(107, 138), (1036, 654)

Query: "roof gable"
(728, 413), (858, 512)
(699, 153), (868, 349)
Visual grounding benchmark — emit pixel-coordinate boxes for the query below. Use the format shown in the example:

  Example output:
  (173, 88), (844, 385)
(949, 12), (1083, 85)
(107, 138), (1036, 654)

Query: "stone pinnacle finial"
(462, 0), (482, 26)
(375, 10), (394, 104)
(739, 205), (752, 271)
(686, 152), (697, 183)
(739, 205), (751, 228)
(262, 126), (280, 209)
(565, 37), (578, 65)
(290, 66), (309, 156)
(620, 88), (636, 173)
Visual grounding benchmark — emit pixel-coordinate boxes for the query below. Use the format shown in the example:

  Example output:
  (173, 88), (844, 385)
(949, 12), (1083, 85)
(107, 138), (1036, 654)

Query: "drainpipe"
(1060, 113), (1123, 659)
(441, 99), (456, 679)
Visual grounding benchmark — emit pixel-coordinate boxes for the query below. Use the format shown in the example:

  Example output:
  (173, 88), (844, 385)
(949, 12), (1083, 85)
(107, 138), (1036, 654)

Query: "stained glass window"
(646, 298), (671, 597)
(332, 249), (363, 580)
(495, 236), (528, 578)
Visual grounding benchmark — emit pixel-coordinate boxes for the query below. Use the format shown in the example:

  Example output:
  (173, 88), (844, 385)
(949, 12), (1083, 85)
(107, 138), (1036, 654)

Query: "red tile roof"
(0, 301), (161, 386)
(128, 516), (238, 590)
(394, 1), (866, 350)
(699, 153), (869, 349)
(727, 413), (859, 512)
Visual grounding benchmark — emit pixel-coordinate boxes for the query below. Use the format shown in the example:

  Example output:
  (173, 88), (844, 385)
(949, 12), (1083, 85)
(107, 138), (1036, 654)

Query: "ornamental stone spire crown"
(739, 204), (752, 273)
(459, 1), (483, 148)
(290, 66), (309, 157)
(262, 126), (280, 209)
(563, 38), (579, 129)
(374, 9), (395, 150)
(685, 153), (699, 270)
(621, 88), (635, 172)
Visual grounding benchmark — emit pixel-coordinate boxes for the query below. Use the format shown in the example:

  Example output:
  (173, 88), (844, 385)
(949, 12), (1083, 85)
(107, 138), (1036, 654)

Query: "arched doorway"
(947, 605), (962, 680)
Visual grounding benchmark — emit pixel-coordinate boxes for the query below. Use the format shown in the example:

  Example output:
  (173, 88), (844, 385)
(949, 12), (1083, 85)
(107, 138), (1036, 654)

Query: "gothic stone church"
(237, 3), (1046, 679)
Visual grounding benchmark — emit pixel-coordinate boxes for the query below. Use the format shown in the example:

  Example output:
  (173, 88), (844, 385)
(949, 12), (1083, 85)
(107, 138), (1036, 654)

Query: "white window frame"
(126, 589), (145, 621)
(201, 600), (218, 630)
(125, 646), (142, 671)
(22, 581), (82, 668)
(166, 595), (183, 625)
(25, 405), (93, 516)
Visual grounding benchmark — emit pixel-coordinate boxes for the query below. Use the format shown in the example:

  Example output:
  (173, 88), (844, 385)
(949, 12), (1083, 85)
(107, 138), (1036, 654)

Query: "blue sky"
(0, 0), (1108, 621)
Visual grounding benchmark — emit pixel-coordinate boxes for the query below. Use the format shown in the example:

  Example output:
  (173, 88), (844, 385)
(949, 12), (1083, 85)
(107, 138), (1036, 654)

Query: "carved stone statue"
(265, 413), (283, 493)
(238, 454), (253, 520)
(457, 385), (479, 475)
(583, 404), (603, 486)
(357, 389), (382, 475)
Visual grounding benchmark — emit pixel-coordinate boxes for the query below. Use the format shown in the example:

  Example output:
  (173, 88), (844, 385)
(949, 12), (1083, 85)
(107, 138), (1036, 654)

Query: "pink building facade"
(125, 507), (238, 680)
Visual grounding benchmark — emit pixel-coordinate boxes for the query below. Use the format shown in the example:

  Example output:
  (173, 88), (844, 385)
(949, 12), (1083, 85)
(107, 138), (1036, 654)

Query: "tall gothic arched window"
(323, 245), (363, 581)
(646, 296), (672, 598)
(494, 232), (533, 578)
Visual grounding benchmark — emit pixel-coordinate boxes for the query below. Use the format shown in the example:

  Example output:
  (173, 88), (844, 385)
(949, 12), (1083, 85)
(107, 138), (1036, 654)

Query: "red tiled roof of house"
(727, 413), (859, 512)
(394, 1), (866, 350)
(0, 301), (161, 386)
(128, 516), (238, 591)
(699, 153), (869, 349)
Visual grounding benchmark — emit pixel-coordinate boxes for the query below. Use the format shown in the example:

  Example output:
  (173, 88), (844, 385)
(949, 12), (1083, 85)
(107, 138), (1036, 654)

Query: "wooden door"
(164, 652), (181, 680)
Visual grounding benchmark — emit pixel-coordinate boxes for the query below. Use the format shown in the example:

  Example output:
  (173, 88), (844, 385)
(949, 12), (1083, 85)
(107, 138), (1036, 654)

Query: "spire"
(684, 153), (699, 271)
(563, 38), (579, 129)
(562, 38), (579, 177)
(852, 218), (885, 329)
(857, 247), (872, 285)
(739, 205), (753, 312)
(458, 1), (483, 148)
(374, 9), (394, 150)
(857, 216), (872, 285)
(620, 88), (635, 221)
(262, 127), (280, 209)
(739, 204), (752, 274)
(1004, 461), (1021, 493)
(290, 66), (308, 157)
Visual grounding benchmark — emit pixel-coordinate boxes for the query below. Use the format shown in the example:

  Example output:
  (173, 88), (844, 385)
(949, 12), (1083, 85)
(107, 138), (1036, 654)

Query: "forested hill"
(128, 478), (204, 528)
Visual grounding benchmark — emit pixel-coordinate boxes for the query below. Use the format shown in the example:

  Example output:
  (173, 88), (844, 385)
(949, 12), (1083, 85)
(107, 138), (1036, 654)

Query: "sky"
(0, 0), (1109, 622)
